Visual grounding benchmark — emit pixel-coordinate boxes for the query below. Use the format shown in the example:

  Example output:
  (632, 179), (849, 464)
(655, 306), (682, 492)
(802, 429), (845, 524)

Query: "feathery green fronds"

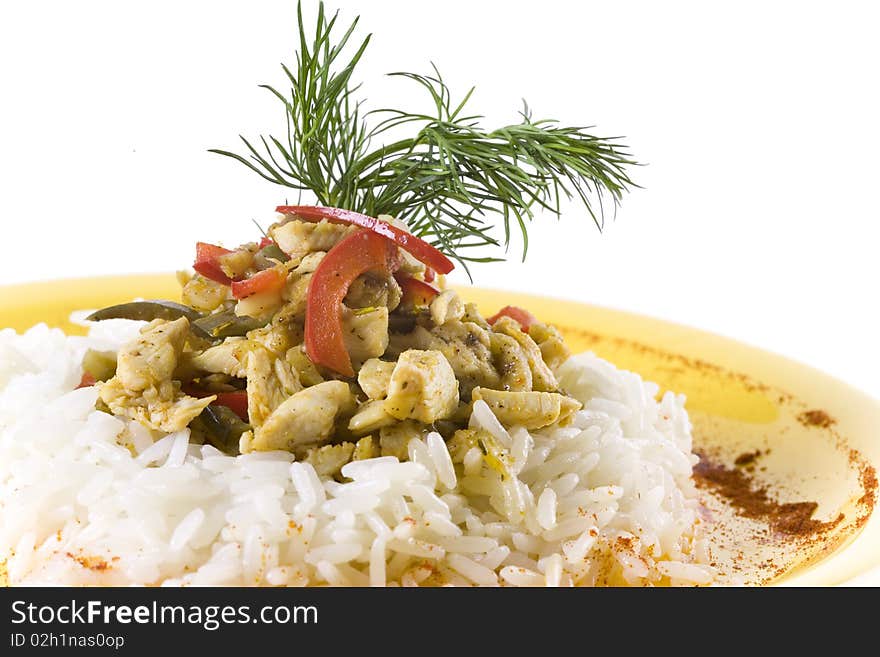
(210, 1), (638, 270)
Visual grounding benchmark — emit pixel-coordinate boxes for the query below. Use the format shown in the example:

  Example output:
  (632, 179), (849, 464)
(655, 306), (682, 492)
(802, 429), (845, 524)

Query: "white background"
(1, 1), (878, 398)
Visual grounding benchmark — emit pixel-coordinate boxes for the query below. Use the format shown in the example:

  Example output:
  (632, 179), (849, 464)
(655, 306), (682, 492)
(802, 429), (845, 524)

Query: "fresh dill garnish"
(210, 1), (638, 270)
(251, 218), (269, 239)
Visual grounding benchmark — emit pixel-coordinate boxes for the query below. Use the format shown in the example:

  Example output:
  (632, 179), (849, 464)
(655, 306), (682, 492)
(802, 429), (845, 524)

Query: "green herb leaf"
(210, 1), (638, 271)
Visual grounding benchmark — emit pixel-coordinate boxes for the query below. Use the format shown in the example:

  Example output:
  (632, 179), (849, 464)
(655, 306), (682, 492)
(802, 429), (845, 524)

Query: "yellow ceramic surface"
(1, 274), (878, 586)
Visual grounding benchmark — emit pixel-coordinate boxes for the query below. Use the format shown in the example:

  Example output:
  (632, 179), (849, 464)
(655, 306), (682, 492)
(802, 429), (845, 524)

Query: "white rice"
(0, 319), (715, 586)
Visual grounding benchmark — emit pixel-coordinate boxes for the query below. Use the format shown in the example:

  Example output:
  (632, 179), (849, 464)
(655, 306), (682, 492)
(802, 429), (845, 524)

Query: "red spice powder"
(66, 552), (112, 572)
(693, 452), (843, 537)
(797, 409), (836, 429)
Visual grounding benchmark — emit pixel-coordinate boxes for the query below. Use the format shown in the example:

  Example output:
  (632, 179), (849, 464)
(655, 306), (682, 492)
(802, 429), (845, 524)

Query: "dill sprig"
(210, 1), (638, 269)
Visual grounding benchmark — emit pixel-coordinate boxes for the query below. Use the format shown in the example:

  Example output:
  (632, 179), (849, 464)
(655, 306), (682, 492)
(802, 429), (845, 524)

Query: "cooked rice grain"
(0, 321), (714, 586)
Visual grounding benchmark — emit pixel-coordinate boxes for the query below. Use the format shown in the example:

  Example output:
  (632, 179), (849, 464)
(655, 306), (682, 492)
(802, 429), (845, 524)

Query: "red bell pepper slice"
(183, 385), (249, 422)
(193, 242), (234, 285)
(397, 275), (440, 307)
(212, 391), (249, 422)
(258, 236), (274, 249)
(76, 372), (97, 389)
(423, 267), (436, 283)
(276, 205), (454, 275)
(231, 267), (286, 299)
(486, 305), (537, 332)
(305, 230), (399, 377)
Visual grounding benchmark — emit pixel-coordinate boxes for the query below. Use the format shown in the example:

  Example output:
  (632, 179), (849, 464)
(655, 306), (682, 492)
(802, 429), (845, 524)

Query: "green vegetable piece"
(258, 243), (289, 263)
(195, 404), (250, 455)
(287, 348), (325, 387)
(191, 310), (266, 339)
(209, 1), (637, 275)
(82, 349), (117, 382)
(86, 300), (202, 324)
(478, 430), (513, 481)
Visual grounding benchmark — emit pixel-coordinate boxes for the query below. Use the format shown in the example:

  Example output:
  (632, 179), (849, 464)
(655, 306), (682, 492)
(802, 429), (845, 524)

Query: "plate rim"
(2, 273), (879, 586)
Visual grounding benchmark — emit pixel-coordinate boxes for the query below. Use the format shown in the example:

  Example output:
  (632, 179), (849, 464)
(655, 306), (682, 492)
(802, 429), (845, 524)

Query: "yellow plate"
(1, 274), (877, 586)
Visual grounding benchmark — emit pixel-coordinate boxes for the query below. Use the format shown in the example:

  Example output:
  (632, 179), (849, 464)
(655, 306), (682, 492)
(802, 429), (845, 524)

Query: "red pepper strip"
(258, 236), (274, 248)
(305, 230), (399, 377)
(212, 391), (249, 422)
(423, 267), (436, 283)
(486, 305), (537, 332)
(231, 267), (286, 300)
(276, 205), (454, 275)
(396, 275), (440, 307)
(76, 372), (97, 389)
(183, 385), (249, 422)
(193, 242), (234, 284)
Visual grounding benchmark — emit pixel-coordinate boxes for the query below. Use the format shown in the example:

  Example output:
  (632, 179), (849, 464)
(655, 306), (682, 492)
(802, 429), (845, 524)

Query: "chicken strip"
(246, 380), (355, 452)
(115, 317), (189, 392)
(388, 320), (501, 397)
(303, 442), (356, 478)
(99, 317), (213, 432)
(348, 399), (397, 436)
(384, 349), (459, 423)
(245, 345), (303, 428)
(341, 306), (389, 369)
(528, 322), (571, 371)
(491, 316), (558, 392)
(470, 387), (582, 430)
(270, 219), (357, 261)
(187, 338), (250, 378)
(100, 378), (214, 433)
(429, 290), (465, 327)
(357, 358), (395, 400)
(489, 332), (532, 392)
